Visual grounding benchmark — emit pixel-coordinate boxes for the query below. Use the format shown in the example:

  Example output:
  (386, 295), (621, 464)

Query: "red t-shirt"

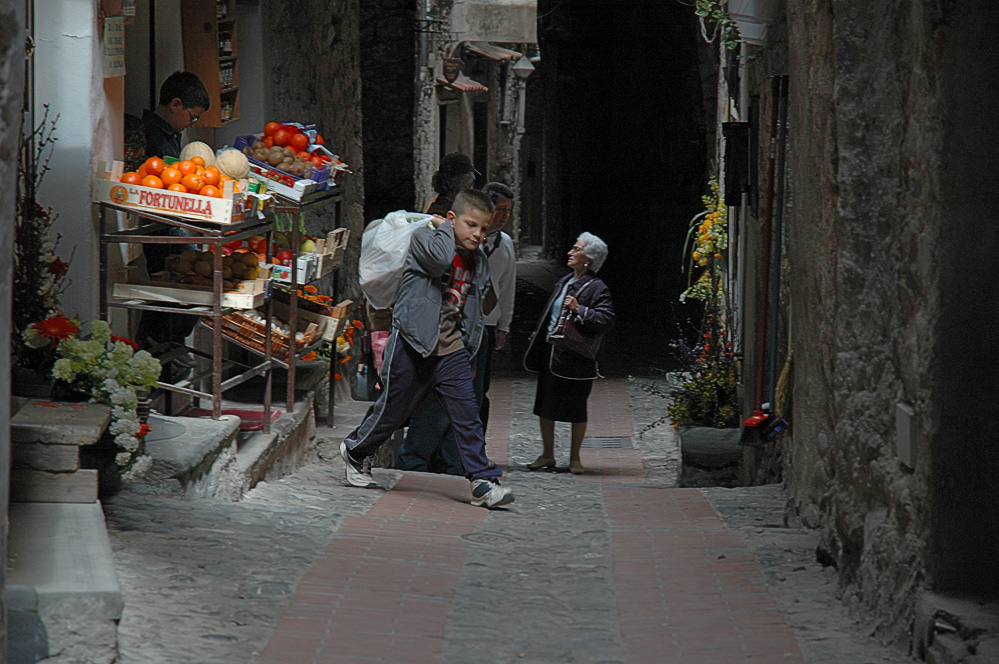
(436, 250), (475, 355)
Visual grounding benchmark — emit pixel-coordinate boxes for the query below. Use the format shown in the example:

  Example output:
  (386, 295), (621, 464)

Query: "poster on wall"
(103, 16), (126, 78)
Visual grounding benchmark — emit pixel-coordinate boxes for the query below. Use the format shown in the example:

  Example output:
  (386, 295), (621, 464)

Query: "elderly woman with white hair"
(523, 232), (615, 474)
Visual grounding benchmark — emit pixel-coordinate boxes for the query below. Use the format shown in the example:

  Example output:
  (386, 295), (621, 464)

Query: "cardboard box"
(266, 255), (315, 284)
(93, 161), (248, 225)
(271, 298), (352, 341)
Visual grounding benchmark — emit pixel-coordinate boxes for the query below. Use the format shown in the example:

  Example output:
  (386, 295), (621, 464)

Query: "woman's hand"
(564, 295), (580, 314)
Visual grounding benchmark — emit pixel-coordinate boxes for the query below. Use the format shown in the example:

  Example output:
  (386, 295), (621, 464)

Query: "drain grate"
(580, 437), (633, 449)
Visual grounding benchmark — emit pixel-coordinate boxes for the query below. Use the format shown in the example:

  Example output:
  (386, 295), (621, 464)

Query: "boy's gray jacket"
(392, 220), (490, 358)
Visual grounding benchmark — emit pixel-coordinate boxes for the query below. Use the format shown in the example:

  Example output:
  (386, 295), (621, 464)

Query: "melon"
(215, 148), (251, 179)
(180, 141), (215, 167)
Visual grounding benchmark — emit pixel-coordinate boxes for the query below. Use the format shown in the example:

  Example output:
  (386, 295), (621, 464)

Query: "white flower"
(110, 417), (140, 436)
(121, 455), (153, 483)
(22, 326), (49, 349)
(116, 452), (133, 466)
(115, 432), (139, 452)
(52, 358), (77, 382)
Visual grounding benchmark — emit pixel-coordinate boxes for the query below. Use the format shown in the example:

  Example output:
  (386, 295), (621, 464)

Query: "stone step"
(6, 502), (123, 663)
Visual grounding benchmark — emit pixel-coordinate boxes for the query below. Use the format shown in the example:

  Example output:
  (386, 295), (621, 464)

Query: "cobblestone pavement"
(104, 375), (913, 664)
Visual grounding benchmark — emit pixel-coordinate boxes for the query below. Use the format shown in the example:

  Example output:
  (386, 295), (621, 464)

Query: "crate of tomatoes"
(93, 154), (248, 225)
(234, 122), (348, 199)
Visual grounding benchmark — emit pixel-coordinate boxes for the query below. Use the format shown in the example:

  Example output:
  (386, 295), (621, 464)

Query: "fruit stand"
(95, 198), (276, 430)
(96, 120), (350, 427)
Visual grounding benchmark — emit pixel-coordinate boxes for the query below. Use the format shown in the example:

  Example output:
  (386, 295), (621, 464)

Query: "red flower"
(32, 315), (78, 346)
(138, 423), (152, 438)
(48, 257), (69, 278)
(111, 334), (139, 351)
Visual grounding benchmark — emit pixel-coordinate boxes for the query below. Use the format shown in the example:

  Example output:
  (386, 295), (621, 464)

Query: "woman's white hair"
(577, 232), (608, 273)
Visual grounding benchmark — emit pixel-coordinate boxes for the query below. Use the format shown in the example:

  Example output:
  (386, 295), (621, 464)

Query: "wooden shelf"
(181, 0), (240, 127)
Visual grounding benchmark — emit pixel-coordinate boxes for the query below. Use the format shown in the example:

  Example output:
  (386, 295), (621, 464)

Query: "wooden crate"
(208, 312), (319, 361)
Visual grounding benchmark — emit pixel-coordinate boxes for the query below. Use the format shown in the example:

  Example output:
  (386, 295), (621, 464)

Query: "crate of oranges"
(92, 157), (248, 225)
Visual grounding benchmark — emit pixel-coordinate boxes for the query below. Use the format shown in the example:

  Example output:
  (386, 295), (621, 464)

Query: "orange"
(141, 174), (164, 189)
(160, 167), (183, 186)
(137, 166), (148, 179)
(143, 157), (165, 176)
(190, 156), (206, 167)
(177, 160), (197, 176)
(120, 171), (141, 184)
(181, 173), (205, 192)
(199, 185), (221, 198)
(202, 166), (221, 187)
(167, 183), (188, 193)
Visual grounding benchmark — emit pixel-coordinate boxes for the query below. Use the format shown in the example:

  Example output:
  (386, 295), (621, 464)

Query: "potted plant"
(11, 107), (73, 395)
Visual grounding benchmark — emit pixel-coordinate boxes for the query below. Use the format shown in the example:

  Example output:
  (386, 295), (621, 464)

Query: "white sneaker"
(340, 441), (379, 488)
(470, 478), (515, 508)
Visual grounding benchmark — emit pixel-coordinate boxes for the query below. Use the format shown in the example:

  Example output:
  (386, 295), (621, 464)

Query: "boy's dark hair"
(482, 182), (514, 203)
(452, 189), (494, 217)
(159, 71), (211, 111)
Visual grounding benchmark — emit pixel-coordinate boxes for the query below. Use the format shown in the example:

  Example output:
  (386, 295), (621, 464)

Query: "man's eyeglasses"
(185, 108), (200, 125)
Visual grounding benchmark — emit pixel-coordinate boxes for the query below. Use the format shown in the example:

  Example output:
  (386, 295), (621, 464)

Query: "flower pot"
(11, 366), (54, 398)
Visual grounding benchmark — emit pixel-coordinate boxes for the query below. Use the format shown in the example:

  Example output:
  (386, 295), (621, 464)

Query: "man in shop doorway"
(124, 71), (209, 171)
(124, 72), (210, 368)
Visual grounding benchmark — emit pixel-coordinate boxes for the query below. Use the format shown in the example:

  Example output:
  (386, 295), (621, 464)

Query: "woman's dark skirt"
(533, 344), (594, 423)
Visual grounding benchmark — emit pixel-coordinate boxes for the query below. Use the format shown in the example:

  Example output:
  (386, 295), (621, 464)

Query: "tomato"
(167, 183), (187, 193)
(224, 239), (243, 251)
(290, 132), (310, 152)
(273, 129), (292, 147)
(264, 122), (281, 137)
(190, 156), (206, 167)
(137, 166), (148, 179)
(120, 171), (141, 184)
(310, 156), (325, 168)
(143, 157), (165, 176)
(199, 185), (221, 198)
(314, 134), (325, 145)
(262, 136), (274, 148)
(141, 174), (164, 189)
(177, 160), (197, 175)
(221, 247), (233, 256)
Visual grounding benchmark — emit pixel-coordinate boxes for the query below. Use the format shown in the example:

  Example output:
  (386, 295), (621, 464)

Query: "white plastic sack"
(359, 210), (433, 309)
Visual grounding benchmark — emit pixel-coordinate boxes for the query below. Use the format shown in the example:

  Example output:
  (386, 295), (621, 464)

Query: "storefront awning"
(436, 74), (489, 93)
(464, 41), (523, 61)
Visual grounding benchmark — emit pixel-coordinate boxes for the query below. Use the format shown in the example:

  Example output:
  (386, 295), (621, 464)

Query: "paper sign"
(102, 16), (126, 78)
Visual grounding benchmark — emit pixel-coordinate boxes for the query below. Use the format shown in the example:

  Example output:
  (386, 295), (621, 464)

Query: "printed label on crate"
(109, 184), (220, 216)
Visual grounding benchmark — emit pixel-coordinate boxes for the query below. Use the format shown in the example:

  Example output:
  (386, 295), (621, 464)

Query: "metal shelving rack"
(270, 186), (343, 426)
(97, 202), (275, 433)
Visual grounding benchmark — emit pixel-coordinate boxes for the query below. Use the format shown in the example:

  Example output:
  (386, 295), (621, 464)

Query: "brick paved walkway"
(260, 378), (805, 663)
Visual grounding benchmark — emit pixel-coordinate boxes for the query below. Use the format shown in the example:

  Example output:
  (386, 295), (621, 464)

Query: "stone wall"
(261, 0), (366, 303)
(783, 0), (999, 645)
(1, 0), (26, 656)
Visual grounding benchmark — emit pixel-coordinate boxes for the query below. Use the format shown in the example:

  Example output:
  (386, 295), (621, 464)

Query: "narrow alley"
(101, 255), (912, 664)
